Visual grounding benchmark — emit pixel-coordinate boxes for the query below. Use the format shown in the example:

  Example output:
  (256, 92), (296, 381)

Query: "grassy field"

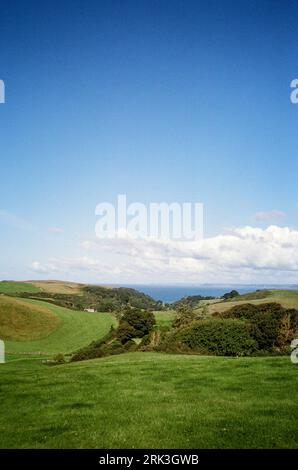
(0, 281), (41, 294)
(154, 310), (176, 332)
(1, 285), (298, 449)
(0, 353), (297, 448)
(2, 299), (116, 356)
(28, 280), (85, 294)
(201, 289), (298, 315)
(0, 296), (61, 341)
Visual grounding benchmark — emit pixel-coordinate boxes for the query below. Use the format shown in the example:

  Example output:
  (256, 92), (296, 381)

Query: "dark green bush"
(117, 321), (137, 344)
(100, 340), (125, 356)
(71, 347), (104, 362)
(214, 302), (298, 352)
(215, 303), (259, 320)
(222, 290), (240, 300)
(163, 319), (257, 356)
(120, 308), (156, 337)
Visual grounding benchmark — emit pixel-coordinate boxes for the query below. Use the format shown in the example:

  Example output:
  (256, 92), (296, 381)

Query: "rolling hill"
(0, 282), (298, 449)
(0, 281), (41, 294)
(0, 295), (60, 341)
(200, 289), (298, 315)
(1, 297), (117, 356)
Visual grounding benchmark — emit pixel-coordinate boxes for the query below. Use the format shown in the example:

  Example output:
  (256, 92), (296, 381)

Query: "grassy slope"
(28, 280), (84, 294)
(0, 281), (40, 294)
(3, 299), (117, 355)
(0, 296), (60, 341)
(0, 353), (297, 448)
(204, 289), (298, 315)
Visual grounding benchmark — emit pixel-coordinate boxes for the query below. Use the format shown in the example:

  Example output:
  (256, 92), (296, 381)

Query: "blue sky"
(1, 0), (298, 283)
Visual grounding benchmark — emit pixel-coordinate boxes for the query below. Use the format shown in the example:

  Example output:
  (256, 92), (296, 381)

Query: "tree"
(120, 307), (156, 337)
(117, 321), (136, 344)
(222, 290), (240, 300)
(277, 313), (293, 348)
(173, 301), (195, 328)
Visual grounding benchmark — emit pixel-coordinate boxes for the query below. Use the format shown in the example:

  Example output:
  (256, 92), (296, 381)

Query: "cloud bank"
(30, 225), (298, 284)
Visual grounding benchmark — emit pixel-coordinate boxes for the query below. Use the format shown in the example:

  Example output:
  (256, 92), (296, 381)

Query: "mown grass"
(0, 281), (40, 294)
(3, 299), (116, 355)
(0, 353), (297, 448)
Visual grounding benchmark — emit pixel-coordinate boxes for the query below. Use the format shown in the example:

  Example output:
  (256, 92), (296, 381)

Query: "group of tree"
(18, 285), (162, 312)
(159, 302), (298, 357)
(173, 294), (215, 310)
(71, 306), (156, 362)
(117, 307), (156, 344)
(221, 290), (240, 300)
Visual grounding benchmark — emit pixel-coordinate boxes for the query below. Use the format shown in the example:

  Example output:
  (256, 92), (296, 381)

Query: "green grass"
(154, 310), (176, 332)
(3, 299), (117, 355)
(0, 353), (297, 448)
(1, 287), (298, 449)
(269, 289), (298, 308)
(0, 281), (40, 294)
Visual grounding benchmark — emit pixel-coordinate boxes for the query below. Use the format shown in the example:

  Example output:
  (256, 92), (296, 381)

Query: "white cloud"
(253, 210), (286, 222)
(31, 225), (298, 284)
(48, 227), (64, 234)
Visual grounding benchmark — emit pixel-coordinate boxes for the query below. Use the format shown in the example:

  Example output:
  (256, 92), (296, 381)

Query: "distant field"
(154, 310), (176, 332)
(202, 290), (298, 315)
(0, 281), (40, 294)
(28, 280), (85, 294)
(0, 353), (297, 448)
(2, 299), (117, 355)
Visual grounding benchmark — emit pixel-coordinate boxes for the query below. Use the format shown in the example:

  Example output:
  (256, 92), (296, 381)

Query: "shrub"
(163, 319), (257, 356)
(215, 302), (298, 352)
(71, 347), (104, 362)
(215, 303), (259, 320)
(117, 321), (137, 344)
(53, 353), (66, 364)
(100, 340), (125, 356)
(120, 308), (156, 337)
(222, 290), (240, 300)
(172, 302), (195, 328)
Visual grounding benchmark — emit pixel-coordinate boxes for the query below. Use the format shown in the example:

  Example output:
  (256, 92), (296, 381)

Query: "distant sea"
(115, 284), (298, 303)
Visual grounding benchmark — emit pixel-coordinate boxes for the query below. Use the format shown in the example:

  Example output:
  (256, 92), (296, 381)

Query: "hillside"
(0, 295), (60, 341)
(0, 284), (298, 449)
(0, 280), (162, 312)
(1, 298), (117, 355)
(27, 280), (85, 294)
(200, 289), (298, 315)
(0, 281), (41, 294)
